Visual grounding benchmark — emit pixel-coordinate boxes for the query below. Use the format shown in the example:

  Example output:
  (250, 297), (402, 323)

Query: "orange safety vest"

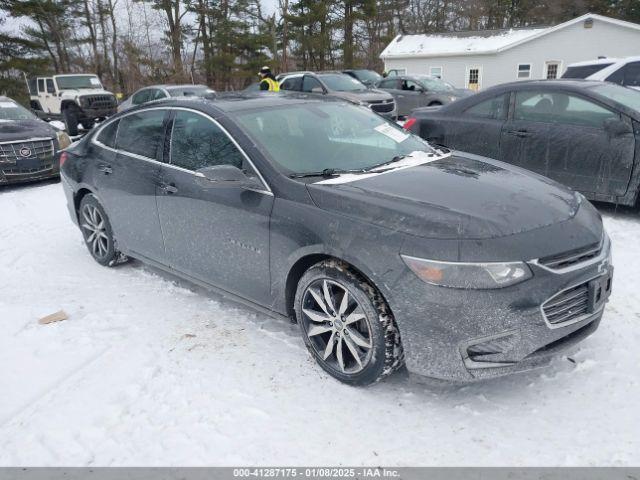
(261, 77), (280, 92)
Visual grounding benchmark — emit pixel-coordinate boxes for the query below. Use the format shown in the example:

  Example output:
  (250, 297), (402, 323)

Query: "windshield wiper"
(364, 154), (413, 172)
(289, 168), (367, 179)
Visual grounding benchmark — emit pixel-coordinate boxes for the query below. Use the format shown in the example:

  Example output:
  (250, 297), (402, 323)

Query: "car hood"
(333, 89), (394, 102)
(0, 119), (57, 142)
(306, 153), (582, 240)
(62, 88), (113, 97)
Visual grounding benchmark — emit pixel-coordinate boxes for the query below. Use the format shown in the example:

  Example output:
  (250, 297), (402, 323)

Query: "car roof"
(566, 58), (620, 67)
(124, 92), (347, 114)
(484, 78), (605, 91)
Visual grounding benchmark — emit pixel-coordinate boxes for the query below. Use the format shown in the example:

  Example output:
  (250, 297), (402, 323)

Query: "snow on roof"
(380, 13), (640, 59)
(381, 28), (545, 59)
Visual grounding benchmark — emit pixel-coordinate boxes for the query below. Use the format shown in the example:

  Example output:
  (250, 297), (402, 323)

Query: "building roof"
(380, 13), (640, 59)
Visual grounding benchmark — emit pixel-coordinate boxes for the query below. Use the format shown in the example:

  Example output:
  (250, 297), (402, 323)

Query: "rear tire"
(63, 107), (79, 136)
(294, 259), (404, 386)
(78, 194), (125, 267)
(81, 118), (95, 130)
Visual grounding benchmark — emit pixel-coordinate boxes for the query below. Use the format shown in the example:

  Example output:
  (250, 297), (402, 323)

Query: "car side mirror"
(196, 165), (262, 190)
(604, 118), (633, 137)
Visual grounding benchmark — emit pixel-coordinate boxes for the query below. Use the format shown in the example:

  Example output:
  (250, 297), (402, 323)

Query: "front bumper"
(80, 107), (116, 119)
(0, 143), (59, 185)
(389, 236), (613, 382)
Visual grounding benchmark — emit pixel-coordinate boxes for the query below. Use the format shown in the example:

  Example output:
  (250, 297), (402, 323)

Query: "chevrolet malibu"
(60, 95), (613, 385)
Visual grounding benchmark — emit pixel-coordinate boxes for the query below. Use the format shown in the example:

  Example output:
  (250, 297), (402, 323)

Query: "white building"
(380, 13), (640, 91)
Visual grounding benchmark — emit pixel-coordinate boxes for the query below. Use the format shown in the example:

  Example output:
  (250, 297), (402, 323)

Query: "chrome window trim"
(529, 233), (610, 275)
(91, 106), (273, 196)
(0, 137), (54, 145)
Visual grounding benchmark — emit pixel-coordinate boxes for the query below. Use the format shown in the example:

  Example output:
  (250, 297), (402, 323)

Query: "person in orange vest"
(259, 66), (280, 92)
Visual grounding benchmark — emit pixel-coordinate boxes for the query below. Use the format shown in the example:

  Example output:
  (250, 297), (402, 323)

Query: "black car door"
(156, 109), (274, 305)
(92, 108), (169, 261)
(442, 93), (509, 159)
(500, 90), (635, 196)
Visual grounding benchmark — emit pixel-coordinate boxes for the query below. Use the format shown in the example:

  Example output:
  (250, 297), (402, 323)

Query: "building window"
(467, 67), (481, 91)
(545, 61), (561, 79)
(429, 66), (443, 79)
(518, 64), (532, 79)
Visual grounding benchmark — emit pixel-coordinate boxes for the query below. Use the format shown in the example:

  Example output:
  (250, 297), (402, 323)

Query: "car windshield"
(319, 74), (367, 92)
(414, 76), (455, 92)
(168, 86), (216, 99)
(0, 100), (37, 121)
(55, 75), (102, 90)
(234, 102), (435, 175)
(590, 83), (640, 112)
(352, 70), (382, 84)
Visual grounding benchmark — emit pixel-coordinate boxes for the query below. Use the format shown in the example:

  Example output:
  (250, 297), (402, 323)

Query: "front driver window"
(170, 111), (245, 171)
(302, 76), (323, 93)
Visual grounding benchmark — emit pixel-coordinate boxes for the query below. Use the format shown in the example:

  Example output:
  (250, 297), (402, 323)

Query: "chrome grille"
(542, 282), (590, 325)
(369, 100), (395, 113)
(0, 138), (55, 164)
(538, 241), (602, 270)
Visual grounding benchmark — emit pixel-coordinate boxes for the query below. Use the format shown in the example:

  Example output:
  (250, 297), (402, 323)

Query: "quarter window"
(97, 120), (119, 148)
(514, 91), (617, 128)
(116, 109), (166, 158)
(464, 94), (507, 120)
(170, 111), (245, 171)
(517, 64), (531, 79)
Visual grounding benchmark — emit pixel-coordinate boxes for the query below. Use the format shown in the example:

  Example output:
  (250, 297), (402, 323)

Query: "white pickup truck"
(26, 74), (118, 135)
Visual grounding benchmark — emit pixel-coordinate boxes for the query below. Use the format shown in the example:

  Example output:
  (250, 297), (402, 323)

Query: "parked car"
(118, 84), (216, 112)
(1, 96), (71, 185)
(342, 69), (383, 88)
(26, 73), (117, 136)
(278, 71), (397, 118)
(405, 79), (640, 206)
(563, 56), (640, 90)
(376, 75), (473, 117)
(60, 95), (612, 385)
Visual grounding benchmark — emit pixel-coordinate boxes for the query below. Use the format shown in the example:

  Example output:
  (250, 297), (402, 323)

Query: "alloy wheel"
(301, 279), (374, 375)
(81, 204), (110, 259)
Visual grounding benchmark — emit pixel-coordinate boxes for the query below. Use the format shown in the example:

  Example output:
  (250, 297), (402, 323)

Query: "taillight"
(403, 117), (418, 131)
(59, 152), (69, 167)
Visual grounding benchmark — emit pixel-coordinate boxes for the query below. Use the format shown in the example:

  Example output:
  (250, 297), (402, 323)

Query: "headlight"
(401, 255), (532, 289)
(56, 130), (72, 149)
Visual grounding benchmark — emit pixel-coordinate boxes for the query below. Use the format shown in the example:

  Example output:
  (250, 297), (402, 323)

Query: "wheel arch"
(284, 252), (393, 323)
(73, 187), (97, 221)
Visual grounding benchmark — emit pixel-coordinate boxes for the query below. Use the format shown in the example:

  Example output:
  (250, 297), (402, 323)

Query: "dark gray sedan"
(376, 75), (473, 117)
(59, 94), (612, 385)
(405, 79), (640, 206)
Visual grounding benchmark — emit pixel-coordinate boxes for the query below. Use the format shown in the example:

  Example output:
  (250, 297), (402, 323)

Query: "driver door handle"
(97, 164), (112, 175)
(158, 182), (178, 194)
(508, 129), (532, 138)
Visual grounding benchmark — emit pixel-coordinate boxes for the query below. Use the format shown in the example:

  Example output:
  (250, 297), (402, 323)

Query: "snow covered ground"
(1, 180), (639, 466)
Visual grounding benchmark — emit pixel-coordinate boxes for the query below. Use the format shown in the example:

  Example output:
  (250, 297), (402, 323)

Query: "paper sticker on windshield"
(375, 123), (409, 143)
(0, 101), (17, 108)
(90, 77), (101, 86)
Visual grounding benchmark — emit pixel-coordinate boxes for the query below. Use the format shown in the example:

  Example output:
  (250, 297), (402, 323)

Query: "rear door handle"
(508, 130), (531, 138)
(98, 164), (113, 174)
(158, 182), (178, 194)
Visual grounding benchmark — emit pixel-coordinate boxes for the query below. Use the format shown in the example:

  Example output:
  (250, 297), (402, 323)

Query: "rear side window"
(378, 79), (398, 89)
(96, 121), (118, 148)
(465, 94), (508, 120)
(562, 63), (613, 79)
(132, 89), (150, 105)
(514, 91), (617, 128)
(116, 110), (166, 158)
(46, 79), (56, 93)
(170, 111), (244, 171)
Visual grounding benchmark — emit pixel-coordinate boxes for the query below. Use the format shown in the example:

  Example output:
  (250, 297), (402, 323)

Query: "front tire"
(78, 194), (124, 266)
(294, 260), (404, 386)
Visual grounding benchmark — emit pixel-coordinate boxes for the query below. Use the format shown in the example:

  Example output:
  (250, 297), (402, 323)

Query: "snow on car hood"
(62, 88), (113, 97)
(0, 119), (57, 143)
(307, 153), (582, 240)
